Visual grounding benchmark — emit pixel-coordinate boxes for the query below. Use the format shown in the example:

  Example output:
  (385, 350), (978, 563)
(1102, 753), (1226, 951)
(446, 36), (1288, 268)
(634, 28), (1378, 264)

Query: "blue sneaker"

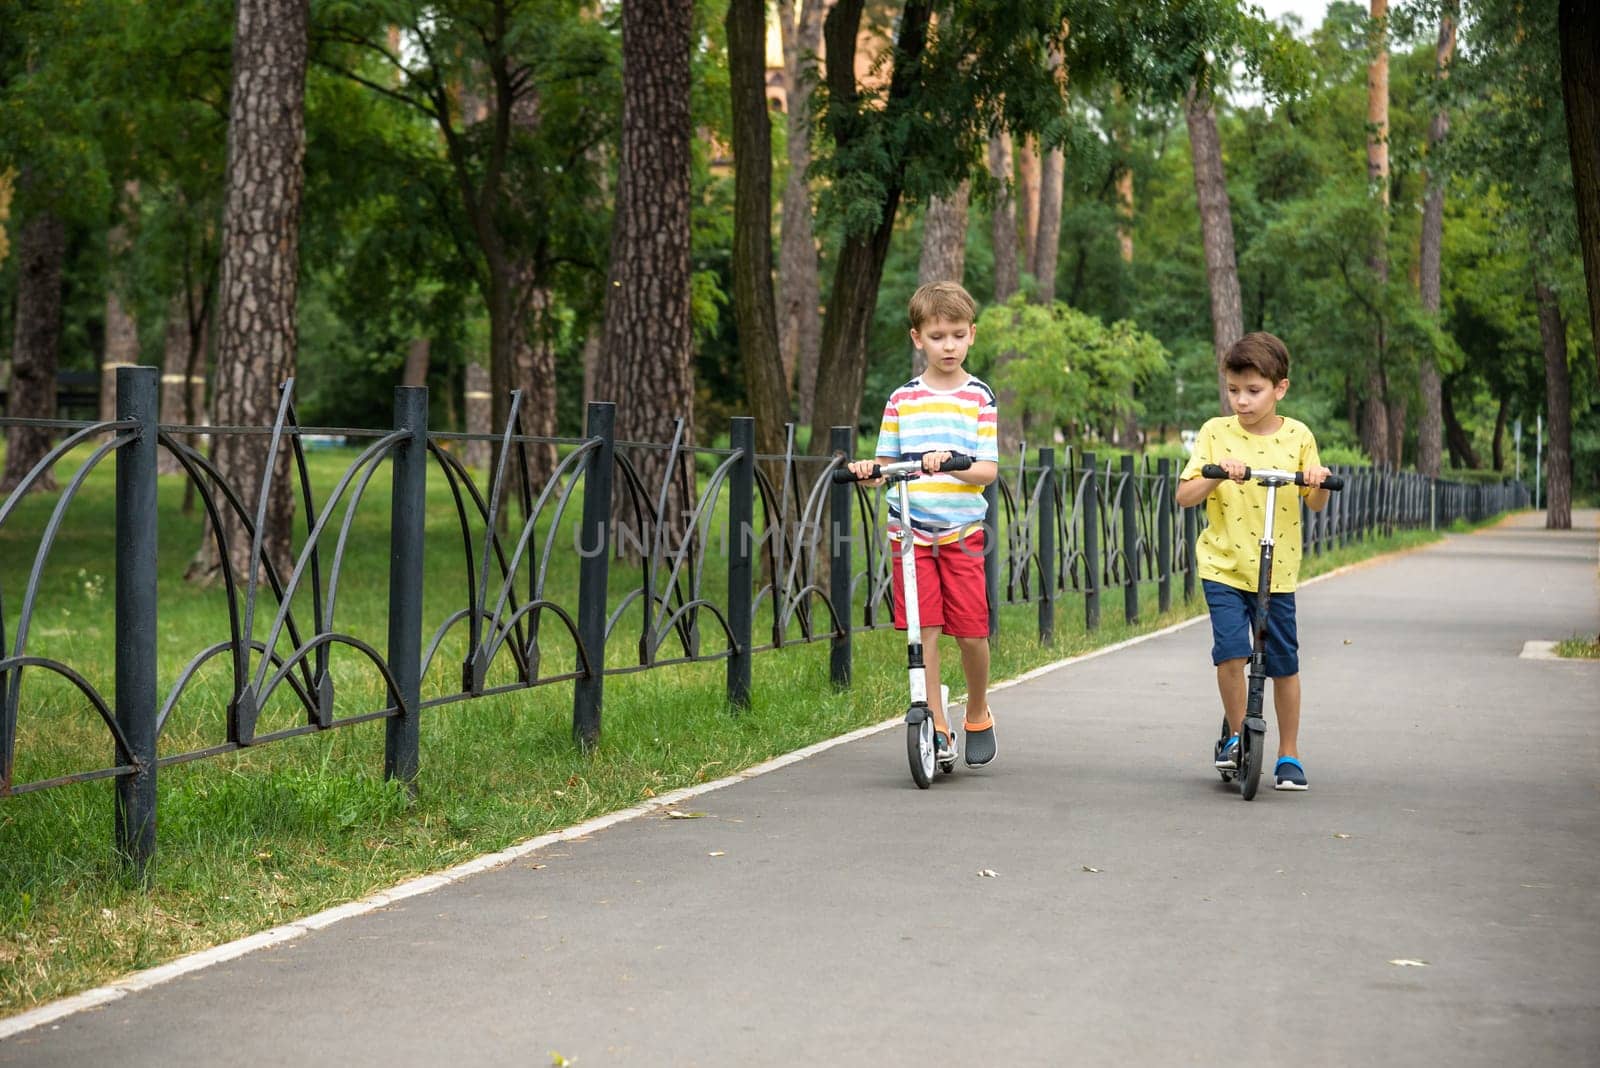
(1274, 757), (1308, 791)
(1213, 734), (1240, 770)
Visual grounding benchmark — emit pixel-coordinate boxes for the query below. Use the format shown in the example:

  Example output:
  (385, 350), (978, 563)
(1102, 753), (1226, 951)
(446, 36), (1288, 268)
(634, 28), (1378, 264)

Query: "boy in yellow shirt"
(1176, 333), (1332, 790)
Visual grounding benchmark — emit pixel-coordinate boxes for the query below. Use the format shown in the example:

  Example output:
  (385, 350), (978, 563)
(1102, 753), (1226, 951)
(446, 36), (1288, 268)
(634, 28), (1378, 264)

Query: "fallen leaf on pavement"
(1388, 959), (1429, 967)
(708, 851), (726, 857)
(1332, 832), (1353, 839)
(977, 869), (999, 878)
(667, 811), (709, 820)
(1082, 866), (1102, 873)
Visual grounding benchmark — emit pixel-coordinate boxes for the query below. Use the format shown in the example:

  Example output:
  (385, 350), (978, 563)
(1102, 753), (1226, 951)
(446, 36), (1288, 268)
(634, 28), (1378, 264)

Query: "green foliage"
(973, 295), (1168, 443)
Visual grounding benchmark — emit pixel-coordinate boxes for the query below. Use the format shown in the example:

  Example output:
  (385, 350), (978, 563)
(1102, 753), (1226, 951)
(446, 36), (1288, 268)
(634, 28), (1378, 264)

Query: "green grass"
(0, 442), (1494, 1016)
(1555, 635), (1600, 659)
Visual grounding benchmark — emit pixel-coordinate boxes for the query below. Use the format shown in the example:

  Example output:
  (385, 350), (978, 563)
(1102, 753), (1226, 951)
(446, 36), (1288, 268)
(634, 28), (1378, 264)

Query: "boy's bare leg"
(956, 635), (990, 723)
(921, 626), (948, 736)
(1217, 658), (1247, 735)
(1272, 674), (1301, 759)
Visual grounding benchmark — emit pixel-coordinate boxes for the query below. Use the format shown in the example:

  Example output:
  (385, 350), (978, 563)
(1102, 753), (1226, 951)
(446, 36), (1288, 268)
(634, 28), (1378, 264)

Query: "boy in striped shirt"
(845, 281), (1001, 767)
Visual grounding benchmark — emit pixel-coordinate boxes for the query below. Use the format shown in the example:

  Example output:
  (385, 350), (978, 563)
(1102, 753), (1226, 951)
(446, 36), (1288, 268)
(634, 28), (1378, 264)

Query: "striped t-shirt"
(875, 375), (999, 545)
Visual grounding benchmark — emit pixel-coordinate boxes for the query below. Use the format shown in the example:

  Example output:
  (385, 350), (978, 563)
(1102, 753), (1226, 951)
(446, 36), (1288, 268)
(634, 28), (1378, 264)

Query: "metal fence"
(0, 367), (1531, 874)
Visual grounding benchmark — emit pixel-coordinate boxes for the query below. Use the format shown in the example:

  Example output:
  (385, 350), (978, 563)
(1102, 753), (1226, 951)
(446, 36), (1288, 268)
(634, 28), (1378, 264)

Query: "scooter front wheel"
(1239, 723), (1266, 800)
(907, 714), (934, 789)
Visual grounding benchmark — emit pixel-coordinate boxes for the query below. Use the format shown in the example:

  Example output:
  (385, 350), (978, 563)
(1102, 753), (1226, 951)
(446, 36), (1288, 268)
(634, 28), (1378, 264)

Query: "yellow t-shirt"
(1179, 415), (1322, 593)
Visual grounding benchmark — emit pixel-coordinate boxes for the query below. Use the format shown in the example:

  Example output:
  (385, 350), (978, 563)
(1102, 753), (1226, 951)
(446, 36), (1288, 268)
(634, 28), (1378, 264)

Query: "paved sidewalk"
(4, 511), (1597, 1067)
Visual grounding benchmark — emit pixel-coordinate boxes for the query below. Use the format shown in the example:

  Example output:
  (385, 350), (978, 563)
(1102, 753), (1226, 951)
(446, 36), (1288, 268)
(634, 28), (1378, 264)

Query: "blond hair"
(908, 281), (978, 330)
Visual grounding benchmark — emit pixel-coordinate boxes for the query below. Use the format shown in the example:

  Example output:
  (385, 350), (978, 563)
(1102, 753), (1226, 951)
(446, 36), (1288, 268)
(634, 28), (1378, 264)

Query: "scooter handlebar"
(830, 453), (975, 483)
(1199, 463), (1344, 491)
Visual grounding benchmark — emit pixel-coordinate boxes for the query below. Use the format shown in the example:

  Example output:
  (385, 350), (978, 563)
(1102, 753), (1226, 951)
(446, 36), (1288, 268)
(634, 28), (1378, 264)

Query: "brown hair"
(1224, 331), (1291, 383)
(908, 281), (978, 330)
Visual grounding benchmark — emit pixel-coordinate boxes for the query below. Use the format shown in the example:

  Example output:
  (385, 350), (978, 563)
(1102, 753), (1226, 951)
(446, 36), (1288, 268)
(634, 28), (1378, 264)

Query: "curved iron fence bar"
(1024, 468), (1052, 597)
(1064, 468), (1093, 591)
(0, 654), (134, 785)
(485, 443), (597, 652)
(7, 434), (133, 704)
(751, 465), (787, 639)
(649, 450), (739, 663)
(482, 599), (588, 681)
(777, 583), (845, 637)
(251, 431), (407, 694)
(778, 459), (839, 637)
(604, 586), (649, 645)
(322, 432), (410, 627)
(643, 419), (689, 656)
(237, 381), (300, 684)
(255, 632), (404, 721)
(157, 639), (315, 738)
(155, 434), (305, 710)
(1103, 468), (1132, 584)
(606, 447), (666, 653)
(425, 443), (495, 676)
(421, 608), (473, 681)
(285, 402), (330, 694)
(0, 421), (125, 530)
(649, 600), (733, 659)
(417, 671), (586, 709)
(472, 390), (526, 659)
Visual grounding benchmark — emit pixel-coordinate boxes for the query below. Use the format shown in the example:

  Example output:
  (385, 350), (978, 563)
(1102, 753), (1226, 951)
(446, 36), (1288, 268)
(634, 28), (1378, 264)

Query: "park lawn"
(0, 441), (1464, 1016)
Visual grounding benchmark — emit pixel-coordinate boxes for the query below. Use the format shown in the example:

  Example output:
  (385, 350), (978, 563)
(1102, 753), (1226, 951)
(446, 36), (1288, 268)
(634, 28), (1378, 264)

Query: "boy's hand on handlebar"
(846, 459), (884, 485)
(1218, 458), (1249, 482)
(1302, 464), (1333, 489)
(920, 450), (954, 474)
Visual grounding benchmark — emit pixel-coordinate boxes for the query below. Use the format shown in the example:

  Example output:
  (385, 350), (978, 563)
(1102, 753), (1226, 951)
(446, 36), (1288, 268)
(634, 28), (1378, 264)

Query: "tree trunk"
(1534, 276), (1573, 529)
(807, 0), (933, 447)
(777, 0), (825, 426)
(100, 184), (142, 424)
(1559, 0), (1600, 383)
(1117, 159), (1139, 446)
(158, 284), (211, 481)
(402, 337), (430, 387)
(1185, 80), (1244, 415)
(595, 0), (697, 533)
(912, 182), (970, 376)
(1440, 374), (1480, 469)
(728, 0), (792, 470)
(1366, 0), (1392, 470)
(0, 209), (67, 495)
(1416, 3), (1456, 477)
(988, 130), (1024, 457)
(192, 0), (309, 584)
(1491, 395), (1508, 471)
(989, 131), (1020, 304)
(1387, 397), (1405, 470)
(465, 362), (492, 471)
(510, 276), (558, 488)
(1017, 136), (1041, 272)
(1030, 148), (1064, 303)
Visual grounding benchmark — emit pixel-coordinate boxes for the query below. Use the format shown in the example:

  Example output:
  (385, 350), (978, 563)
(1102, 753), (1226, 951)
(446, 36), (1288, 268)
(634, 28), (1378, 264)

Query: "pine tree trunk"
(193, 0), (308, 584)
(778, 0), (825, 425)
(510, 276), (557, 489)
(1559, 0), (1600, 383)
(99, 181), (141, 425)
(1534, 277), (1573, 529)
(0, 209), (67, 495)
(1117, 159), (1139, 446)
(1365, 0), (1392, 470)
(728, 0), (792, 468)
(1185, 80), (1244, 415)
(1030, 148), (1064, 303)
(1416, 4), (1457, 477)
(807, 0), (932, 448)
(158, 285), (210, 480)
(1440, 374), (1480, 469)
(989, 132), (1020, 303)
(1491, 395), (1508, 471)
(912, 183), (969, 377)
(595, 0), (697, 534)
(1017, 137), (1041, 272)
(989, 130), (1024, 458)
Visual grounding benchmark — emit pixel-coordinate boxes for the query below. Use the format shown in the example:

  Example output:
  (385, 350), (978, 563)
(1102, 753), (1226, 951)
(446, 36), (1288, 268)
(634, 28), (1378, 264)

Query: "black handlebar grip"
(939, 453), (974, 472)
(1320, 474), (1344, 492)
(1200, 463), (1238, 480)
(830, 465), (875, 484)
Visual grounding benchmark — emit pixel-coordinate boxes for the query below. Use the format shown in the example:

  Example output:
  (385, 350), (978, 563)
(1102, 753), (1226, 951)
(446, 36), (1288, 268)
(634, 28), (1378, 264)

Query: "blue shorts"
(1202, 580), (1299, 677)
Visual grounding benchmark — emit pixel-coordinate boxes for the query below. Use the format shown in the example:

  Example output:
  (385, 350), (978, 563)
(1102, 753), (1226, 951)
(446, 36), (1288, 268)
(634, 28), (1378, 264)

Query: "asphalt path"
(4, 510), (1597, 1067)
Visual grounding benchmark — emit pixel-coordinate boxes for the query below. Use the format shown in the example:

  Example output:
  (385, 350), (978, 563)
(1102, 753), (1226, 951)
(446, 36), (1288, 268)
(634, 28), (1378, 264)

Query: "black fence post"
(828, 426), (854, 690)
(1157, 457), (1172, 614)
(1121, 454), (1138, 624)
(1082, 452), (1100, 631)
(984, 479), (1001, 642)
(114, 366), (160, 879)
(573, 402), (615, 751)
(384, 386), (428, 791)
(726, 417), (754, 711)
(1037, 448), (1056, 645)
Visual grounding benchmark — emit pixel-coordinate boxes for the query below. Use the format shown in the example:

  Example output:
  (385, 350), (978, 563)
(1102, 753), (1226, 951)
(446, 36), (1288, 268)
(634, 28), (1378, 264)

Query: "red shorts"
(889, 531), (989, 638)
